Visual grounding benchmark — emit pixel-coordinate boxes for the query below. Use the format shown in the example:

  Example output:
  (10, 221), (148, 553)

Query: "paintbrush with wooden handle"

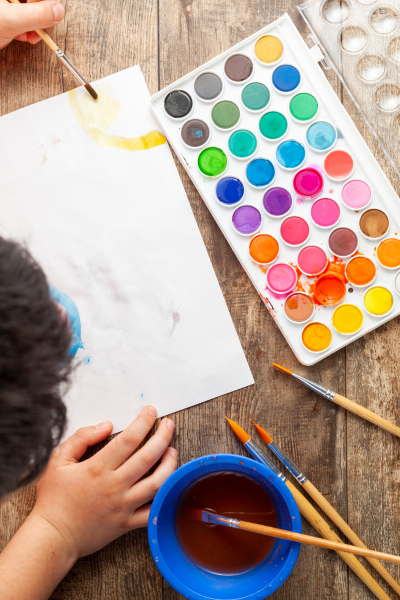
(8, 0), (98, 100)
(191, 508), (400, 564)
(253, 421), (400, 597)
(273, 363), (400, 438)
(225, 418), (392, 600)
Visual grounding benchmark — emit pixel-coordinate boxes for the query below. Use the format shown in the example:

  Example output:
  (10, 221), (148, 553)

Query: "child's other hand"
(0, 0), (65, 50)
(31, 406), (177, 560)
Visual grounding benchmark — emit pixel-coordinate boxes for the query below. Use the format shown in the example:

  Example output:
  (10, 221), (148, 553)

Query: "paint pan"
(341, 179), (372, 210)
(198, 147), (227, 178)
(259, 111), (288, 141)
(224, 54), (254, 83)
(266, 263), (297, 294)
(297, 245), (328, 276)
(364, 286), (394, 317)
(272, 64), (301, 94)
(284, 292), (315, 323)
(280, 215), (310, 247)
(293, 168), (323, 199)
(249, 234), (279, 265)
(345, 256), (376, 287)
(395, 270), (400, 296)
(310, 197), (341, 228)
(359, 208), (389, 240)
(194, 72), (223, 102)
(276, 140), (306, 170)
(181, 118), (210, 148)
(323, 150), (354, 181)
(254, 34), (284, 66)
(328, 227), (358, 258)
(289, 93), (319, 123)
(232, 205), (262, 236)
(306, 121), (337, 152)
(212, 101), (241, 131)
(228, 129), (257, 159)
(164, 90), (193, 120)
(314, 272), (346, 305)
(377, 237), (400, 269)
(302, 321), (332, 352)
(263, 187), (292, 218)
(332, 303), (364, 335)
(241, 82), (271, 112)
(215, 176), (245, 207)
(246, 157), (275, 188)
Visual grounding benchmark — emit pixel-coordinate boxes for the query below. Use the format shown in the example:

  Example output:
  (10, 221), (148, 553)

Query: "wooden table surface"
(1, 1), (400, 599)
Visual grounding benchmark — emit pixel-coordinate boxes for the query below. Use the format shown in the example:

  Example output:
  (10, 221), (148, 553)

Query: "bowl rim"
(148, 453), (302, 600)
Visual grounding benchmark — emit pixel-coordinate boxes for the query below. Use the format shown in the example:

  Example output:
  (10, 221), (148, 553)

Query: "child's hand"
(32, 406), (177, 559)
(0, 0), (65, 50)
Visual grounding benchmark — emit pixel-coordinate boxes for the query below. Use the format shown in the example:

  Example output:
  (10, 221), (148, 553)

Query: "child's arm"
(0, 406), (177, 600)
(0, 0), (64, 50)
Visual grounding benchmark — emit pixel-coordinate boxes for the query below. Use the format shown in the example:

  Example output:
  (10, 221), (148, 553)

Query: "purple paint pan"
(232, 205), (262, 236)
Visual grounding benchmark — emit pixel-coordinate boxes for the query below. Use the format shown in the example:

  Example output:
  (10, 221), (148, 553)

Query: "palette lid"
(298, 0), (400, 182)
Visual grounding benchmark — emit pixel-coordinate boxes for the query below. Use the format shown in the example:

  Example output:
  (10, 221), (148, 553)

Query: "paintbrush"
(8, 0), (98, 100)
(225, 418), (391, 600)
(191, 508), (400, 564)
(253, 421), (400, 597)
(273, 363), (400, 438)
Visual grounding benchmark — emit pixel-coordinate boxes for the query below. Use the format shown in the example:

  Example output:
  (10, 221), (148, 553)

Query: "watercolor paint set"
(150, 13), (400, 365)
(299, 0), (400, 179)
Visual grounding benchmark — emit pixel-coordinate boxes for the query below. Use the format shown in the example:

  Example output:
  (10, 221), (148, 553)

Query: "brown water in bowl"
(175, 471), (278, 575)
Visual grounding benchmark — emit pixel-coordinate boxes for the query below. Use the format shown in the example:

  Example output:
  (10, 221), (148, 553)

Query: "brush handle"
(8, 0), (60, 51)
(239, 520), (400, 564)
(333, 393), (400, 438)
(303, 480), (400, 596)
(285, 481), (391, 600)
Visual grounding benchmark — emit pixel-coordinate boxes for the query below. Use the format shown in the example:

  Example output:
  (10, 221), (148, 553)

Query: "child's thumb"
(5, 1), (64, 37)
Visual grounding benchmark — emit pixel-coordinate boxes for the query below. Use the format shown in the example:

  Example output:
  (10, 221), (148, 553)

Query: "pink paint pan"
(297, 245), (328, 277)
(266, 263), (297, 295)
(310, 197), (341, 229)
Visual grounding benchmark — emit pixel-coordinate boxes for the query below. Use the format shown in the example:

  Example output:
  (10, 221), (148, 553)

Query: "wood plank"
(159, 2), (349, 599)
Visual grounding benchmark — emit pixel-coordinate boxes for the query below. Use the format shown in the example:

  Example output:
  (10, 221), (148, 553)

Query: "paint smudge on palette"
(49, 284), (84, 357)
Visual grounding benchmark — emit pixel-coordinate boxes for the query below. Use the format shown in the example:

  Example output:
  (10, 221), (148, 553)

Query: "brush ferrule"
(202, 512), (240, 528)
(293, 373), (335, 401)
(55, 50), (87, 86)
(269, 441), (308, 484)
(245, 440), (287, 483)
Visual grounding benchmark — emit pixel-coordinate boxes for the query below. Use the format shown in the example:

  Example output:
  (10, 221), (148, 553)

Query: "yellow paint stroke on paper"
(68, 84), (166, 151)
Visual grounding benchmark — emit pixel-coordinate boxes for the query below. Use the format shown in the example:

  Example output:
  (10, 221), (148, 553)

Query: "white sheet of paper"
(0, 66), (253, 437)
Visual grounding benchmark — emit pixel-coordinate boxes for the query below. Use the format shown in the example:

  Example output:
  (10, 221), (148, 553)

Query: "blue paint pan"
(148, 454), (301, 600)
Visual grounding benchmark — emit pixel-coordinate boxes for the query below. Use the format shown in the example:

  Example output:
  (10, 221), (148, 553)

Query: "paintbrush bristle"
(225, 417), (251, 444)
(272, 363), (293, 376)
(188, 508), (203, 522)
(253, 422), (273, 445)
(85, 83), (98, 100)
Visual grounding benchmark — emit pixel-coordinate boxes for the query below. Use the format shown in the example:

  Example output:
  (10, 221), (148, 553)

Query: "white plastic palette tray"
(150, 13), (400, 366)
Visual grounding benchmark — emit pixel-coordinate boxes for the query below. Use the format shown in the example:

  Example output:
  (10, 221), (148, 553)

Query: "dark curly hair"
(0, 237), (72, 498)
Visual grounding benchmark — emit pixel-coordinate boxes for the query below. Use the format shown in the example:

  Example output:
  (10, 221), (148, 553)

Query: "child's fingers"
(127, 505), (152, 530)
(54, 421), (113, 464)
(128, 447), (178, 505)
(3, 1), (64, 38)
(97, 406), (158, 470)
(118, 419), (175, 485)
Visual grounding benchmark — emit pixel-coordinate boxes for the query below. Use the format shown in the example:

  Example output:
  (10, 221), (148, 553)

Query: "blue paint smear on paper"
(83, 356), (92, 365)
(50, 284), (84, 357)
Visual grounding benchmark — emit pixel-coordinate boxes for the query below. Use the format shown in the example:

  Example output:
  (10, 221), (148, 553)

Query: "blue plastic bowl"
(148, 454), (301, 600)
